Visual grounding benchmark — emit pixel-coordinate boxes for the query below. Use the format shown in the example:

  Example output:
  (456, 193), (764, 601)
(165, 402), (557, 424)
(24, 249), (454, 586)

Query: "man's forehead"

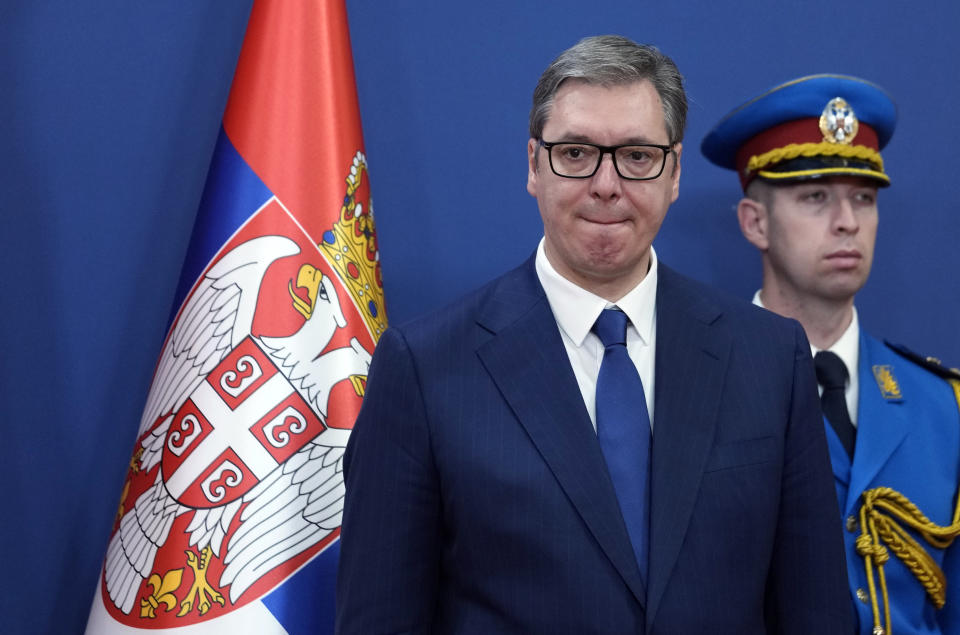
(543, 79), (668, 142)
(550, 77), (657, 107)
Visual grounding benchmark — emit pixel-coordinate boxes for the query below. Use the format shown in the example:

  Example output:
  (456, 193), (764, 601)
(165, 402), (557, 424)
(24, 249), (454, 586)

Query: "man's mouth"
(580, 214), (628, 226)
(824, 249), (862, 268)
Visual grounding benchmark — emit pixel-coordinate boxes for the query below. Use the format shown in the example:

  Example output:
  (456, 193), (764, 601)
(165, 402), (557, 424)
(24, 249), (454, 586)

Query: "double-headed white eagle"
(104, 235), (371, 616)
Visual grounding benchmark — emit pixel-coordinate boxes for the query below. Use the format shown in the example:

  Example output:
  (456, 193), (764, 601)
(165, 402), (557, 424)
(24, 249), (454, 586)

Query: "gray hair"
(529, 35), (687, 146)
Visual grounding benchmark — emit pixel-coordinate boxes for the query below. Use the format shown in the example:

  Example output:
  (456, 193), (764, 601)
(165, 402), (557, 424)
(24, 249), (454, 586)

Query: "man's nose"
(833, 197), (860, 233)
(590, 152), (623, 199)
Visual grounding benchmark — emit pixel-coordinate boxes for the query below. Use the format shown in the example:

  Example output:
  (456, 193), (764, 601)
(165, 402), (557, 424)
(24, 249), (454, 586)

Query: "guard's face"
(527, 79), (680, 300)
(762, 177), (878, 304)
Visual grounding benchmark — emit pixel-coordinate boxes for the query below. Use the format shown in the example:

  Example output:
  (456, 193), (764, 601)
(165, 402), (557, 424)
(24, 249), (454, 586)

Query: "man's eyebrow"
(539, 132), (591, 143)
(548, 133), (668, 145)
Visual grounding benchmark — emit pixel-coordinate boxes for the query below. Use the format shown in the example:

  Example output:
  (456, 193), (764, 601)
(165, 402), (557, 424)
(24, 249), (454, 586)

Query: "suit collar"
(476, 255), (648, 607)
(645, 264), (731, 629)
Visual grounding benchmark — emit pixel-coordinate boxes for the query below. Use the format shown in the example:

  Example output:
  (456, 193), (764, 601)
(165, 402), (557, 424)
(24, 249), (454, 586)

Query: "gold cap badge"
(820, 97), (859, 144)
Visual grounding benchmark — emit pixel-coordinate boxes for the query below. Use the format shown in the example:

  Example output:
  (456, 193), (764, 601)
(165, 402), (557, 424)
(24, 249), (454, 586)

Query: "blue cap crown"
(701, 74), (897, 189)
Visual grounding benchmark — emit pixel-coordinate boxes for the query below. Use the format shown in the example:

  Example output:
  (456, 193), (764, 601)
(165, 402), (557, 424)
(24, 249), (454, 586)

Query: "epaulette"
(884, 340), (960, 382)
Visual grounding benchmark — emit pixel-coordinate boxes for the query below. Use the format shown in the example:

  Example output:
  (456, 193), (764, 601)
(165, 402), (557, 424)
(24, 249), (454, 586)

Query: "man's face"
(761, 177), (879, 304)
(526, 79), (681, 298)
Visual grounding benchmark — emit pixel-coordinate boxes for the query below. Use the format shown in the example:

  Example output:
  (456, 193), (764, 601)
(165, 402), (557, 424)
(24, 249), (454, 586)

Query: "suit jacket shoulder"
(388, 254), (546, 351)
(655, 263), (813, 354)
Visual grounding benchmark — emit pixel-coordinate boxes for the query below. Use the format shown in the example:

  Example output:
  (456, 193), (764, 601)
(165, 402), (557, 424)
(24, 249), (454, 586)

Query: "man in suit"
(336, 36), (851, 634)
(702, 74), (960, 635)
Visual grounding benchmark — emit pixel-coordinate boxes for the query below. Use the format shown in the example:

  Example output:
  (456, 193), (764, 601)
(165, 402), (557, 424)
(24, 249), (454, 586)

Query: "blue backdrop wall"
(2, 1), (957, 633)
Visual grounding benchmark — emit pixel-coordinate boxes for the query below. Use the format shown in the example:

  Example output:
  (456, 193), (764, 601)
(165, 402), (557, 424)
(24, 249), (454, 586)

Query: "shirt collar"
(815, 308), (859, 378)
(536, 238), (658, 347)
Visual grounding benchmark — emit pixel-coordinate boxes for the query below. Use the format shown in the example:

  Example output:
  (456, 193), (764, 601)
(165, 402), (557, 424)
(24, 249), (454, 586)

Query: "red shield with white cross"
(162, 336), (327, 508)
(98, 193), (380, 629)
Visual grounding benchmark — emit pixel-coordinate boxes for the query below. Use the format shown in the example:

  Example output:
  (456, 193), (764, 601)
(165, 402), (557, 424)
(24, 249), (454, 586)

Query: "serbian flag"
(86, 1), (384, 632)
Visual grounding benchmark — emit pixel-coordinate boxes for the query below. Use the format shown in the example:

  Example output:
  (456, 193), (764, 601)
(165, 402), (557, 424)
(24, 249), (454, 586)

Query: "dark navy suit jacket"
(336, 257), (852, 634)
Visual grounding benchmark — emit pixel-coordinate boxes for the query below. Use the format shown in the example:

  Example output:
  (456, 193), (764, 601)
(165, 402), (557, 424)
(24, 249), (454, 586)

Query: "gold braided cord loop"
(857, 486), (960, 635)
(858, 501), (892, 634)
(856, 533), (890, 565)
(745, 142), (884, 174)
(855, 373), (960, 634)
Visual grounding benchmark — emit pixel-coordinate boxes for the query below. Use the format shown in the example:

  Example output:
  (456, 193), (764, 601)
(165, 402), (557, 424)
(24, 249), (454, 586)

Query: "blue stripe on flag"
(262, 540), (340, 634)
(169, 127), (272, 325)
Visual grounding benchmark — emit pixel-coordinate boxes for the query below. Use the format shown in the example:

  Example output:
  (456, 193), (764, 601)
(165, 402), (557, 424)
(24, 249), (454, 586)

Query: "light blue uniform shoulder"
(885, 340), (960, 383)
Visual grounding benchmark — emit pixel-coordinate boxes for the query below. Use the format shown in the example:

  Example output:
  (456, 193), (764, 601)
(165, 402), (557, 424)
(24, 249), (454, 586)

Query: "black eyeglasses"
(539, 139), (674, 181)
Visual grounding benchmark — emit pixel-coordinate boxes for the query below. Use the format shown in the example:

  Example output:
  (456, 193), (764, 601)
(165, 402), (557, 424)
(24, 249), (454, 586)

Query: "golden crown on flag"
(320, 151), (387, 341)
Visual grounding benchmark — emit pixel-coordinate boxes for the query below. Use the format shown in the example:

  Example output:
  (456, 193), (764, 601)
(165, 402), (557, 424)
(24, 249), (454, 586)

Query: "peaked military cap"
(701, 74), (897, 190)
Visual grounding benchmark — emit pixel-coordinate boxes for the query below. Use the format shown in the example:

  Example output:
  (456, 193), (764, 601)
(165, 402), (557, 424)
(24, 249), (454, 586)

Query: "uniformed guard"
(702, 74), (960, 635)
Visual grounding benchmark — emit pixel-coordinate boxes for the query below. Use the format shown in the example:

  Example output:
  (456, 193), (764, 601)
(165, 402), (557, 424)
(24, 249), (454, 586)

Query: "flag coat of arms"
(86, 1), (384, 632)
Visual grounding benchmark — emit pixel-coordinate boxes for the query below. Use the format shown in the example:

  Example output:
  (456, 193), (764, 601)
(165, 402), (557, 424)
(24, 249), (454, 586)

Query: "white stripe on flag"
(84, 581), (287, 634)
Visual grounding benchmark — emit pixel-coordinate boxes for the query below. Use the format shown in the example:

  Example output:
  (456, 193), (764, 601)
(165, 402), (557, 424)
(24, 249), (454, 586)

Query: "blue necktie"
(593, 308), (652, 584)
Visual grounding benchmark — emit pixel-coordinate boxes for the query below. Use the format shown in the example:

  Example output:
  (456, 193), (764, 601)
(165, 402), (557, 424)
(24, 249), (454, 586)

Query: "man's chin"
(819, 277), (869, 302)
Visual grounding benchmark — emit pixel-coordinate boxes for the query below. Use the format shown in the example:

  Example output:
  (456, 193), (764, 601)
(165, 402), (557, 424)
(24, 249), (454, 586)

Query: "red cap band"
(734, 118), (881, 187)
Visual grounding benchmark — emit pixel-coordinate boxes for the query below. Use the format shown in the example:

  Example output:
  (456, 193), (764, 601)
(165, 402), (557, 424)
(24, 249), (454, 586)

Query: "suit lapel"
(475, 258), (647, 606)
(645, 265), (731, 629)
(845, 333), (909, 515)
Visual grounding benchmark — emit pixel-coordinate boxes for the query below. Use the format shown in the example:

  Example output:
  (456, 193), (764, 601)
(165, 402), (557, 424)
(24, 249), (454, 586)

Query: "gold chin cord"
(856, 378), (960, 635)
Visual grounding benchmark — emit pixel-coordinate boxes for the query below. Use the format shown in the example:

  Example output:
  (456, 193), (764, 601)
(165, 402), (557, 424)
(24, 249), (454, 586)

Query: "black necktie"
(814, 351), (856, 457)
(593, 309), (651, 584)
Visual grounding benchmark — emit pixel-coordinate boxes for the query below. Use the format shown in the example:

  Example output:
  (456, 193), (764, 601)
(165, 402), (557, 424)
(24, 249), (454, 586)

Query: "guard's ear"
(737, 195), (769, 251)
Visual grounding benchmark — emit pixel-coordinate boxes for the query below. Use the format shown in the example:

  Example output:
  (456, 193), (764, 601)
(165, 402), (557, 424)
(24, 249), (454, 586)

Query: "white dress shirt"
(752, 291), (860, 427)
(535, 238), (657, 431)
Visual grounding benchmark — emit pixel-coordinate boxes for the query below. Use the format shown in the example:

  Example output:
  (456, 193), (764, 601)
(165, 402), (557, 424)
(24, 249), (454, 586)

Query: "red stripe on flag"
(223, 0), (366, 241)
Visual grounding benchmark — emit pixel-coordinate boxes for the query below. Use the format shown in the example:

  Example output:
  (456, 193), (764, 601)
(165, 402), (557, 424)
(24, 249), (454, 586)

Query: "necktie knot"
(593, 309), (628, 348)
(814, 350), (848, 391)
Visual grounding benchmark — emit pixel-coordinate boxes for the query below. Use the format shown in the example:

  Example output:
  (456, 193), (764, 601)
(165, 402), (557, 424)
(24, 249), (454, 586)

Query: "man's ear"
(737, 196), (769, 250)
(526, 138), (539, 197)
(669, 143), (682, 203)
